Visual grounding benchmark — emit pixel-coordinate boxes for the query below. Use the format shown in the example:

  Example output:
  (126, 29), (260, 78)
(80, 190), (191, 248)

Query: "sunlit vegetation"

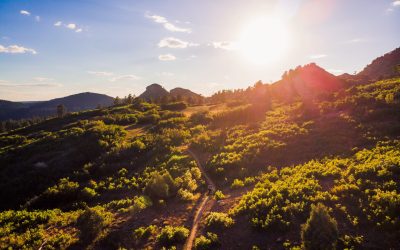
(194, 232), (220, 250)
(231, 141), (400, 248)
(0, 75), (399, 248)
(156, 225), (189, 247)
(205, 212), (234, 230)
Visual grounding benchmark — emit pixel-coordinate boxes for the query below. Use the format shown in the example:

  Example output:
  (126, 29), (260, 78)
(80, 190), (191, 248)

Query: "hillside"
(358, 47), (400, 80)
(0, 51), (399, 249)
(0, 92), (114, 121)
(270, 63), (344, 101)
(139, 84), (204, 104)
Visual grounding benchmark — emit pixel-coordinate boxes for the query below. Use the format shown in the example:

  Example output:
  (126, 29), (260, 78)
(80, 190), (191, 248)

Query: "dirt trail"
(183, 149), (215, 250)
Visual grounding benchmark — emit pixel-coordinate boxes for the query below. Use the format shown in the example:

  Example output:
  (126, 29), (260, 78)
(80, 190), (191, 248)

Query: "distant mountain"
(0, 92), (114, 121)
(0, 100), (30, 110)
(270, 63), (343, 101)
(170, 87), (202, 100)
(139, 84), (169, 101)
(357, 47), (400, 80)
(139, 84), (203, 102)
(338, 47), (400, 84)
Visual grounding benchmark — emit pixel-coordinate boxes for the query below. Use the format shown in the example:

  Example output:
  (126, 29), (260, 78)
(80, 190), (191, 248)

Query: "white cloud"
(55, 21), (84, 33)
(392, 1), (400, 6)
(146, 13), (191, 33)
(20, 10), (30, 16)
(66, 23), (77, 30)
(309, 54), (327, 59)
(35, 16), (40, 22)
(327, 69), (344, 74)
(110, 74), (140, 82)
(33, 77), (53, 82)
(343, 38), (365, 44)
(163, 23), (191, 33)
(0, 44), (37, 54)
(88, 71), (140, 82)
(88, 71), (114, 77)
(0, 82), (61, 87)
(212, 41), (237, 50)
(158, 37), (198, 48)
(161, 72), (174, 77)
(146, 14), (167, 24)
(158, 54), (176, 61)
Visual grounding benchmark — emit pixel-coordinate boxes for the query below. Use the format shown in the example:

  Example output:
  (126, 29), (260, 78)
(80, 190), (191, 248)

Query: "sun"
(238, 17), (290, 65)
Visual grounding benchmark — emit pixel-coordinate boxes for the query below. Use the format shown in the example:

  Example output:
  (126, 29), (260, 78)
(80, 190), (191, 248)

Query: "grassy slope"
(0, 78), (399, 249)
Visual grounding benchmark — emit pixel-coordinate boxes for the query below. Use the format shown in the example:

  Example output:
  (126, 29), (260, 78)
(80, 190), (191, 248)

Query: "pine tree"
(114, 96), (121, 105)
(301, 203), (338, 250)
(56, 104), (66, 118)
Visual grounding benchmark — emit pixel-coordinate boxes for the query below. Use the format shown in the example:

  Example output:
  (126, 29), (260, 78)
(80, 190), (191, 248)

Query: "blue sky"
(0, 0), (399, 101)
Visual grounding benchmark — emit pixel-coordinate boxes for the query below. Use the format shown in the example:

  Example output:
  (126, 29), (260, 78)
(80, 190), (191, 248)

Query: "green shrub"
(194, 232), (220, 250)
(157, 226), (189, 247)
(161, 102), (188, 111)
(81, 187), (97, 199)
(205, 212), (234, 229)
(76, 206), (113, 242)
(144, 171), (177, 199)
(301, 203), (338, 250)
(213, 190), (225, 200)
(133, 225), (157, 242)
(231, 179), (244, 189)
(190, 111), (213, 125)
(177, 188), (195, 201)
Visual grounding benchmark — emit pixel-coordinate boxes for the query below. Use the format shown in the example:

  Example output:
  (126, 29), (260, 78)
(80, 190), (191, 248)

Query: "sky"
(0, 0), (399, 101)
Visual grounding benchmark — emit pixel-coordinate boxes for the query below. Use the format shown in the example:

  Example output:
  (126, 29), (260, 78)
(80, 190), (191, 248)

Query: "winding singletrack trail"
(183, 149), (216, 250)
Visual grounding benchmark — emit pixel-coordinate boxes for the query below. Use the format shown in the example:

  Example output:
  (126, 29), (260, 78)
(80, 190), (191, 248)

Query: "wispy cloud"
(158, 37), (198, 48)
(110, 75), (140, 82)
(146, 13), (191, 33)
(212, 41), (237, 50)
(392, 1), (400, 6)
(0, 44), (37, 54)
(163, 23), (191, 33)
(20, 10), (30, 16)
(161, 72), (174, 77)
(88, 71), (140, 82)
(342, 38), (365, 44)
(87, 71), (114, 77)
(158, 54), (176, 61)
(327, 69), (344, 74)
(35, 16), (40, 22)
(66, 23), (76, 30)
(0, 82), (62, 87)
(0, 78), (62, 87)
(33, 77), (53, 82)
(309, 54), (327, 59)
(54, 21), (84, 33)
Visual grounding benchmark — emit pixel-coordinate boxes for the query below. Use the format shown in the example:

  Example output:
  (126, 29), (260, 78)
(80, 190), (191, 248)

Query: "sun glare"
(239, 17), (290, 65)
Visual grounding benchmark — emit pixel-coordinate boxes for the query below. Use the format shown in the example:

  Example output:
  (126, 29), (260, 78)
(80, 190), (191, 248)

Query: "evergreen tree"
(56, 104), (66, 118)
(114, 96), (121, 105)
(301, 203), (338, 250)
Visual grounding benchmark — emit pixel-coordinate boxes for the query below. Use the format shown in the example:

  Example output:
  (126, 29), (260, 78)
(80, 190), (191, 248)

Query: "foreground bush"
(133, 225), (157, 242)
(301, 203), (338, 250)
(76, 206), (113, 243)
(157, 225), (189, 247)
(205, 212), (234, 229)
(161, 101), (188, 111)
(194, 232), (220, 250)
(144, 171), (177, 199)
